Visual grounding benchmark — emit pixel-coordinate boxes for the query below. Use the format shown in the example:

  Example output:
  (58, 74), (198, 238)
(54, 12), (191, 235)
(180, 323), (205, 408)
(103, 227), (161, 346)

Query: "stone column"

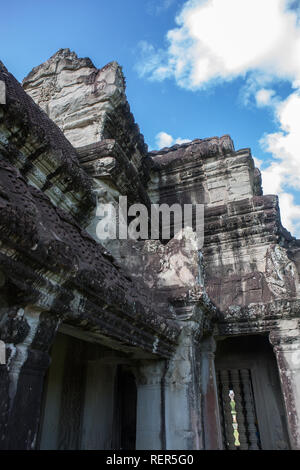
(135, 297), (217, 451)
(269, 319), (300, 450)
(134, 360), (167, 450)
(163, 322), (203, 450)
(0, 306), (58, 449)
(135, 323), (205, 451)
(200, 337), (223, 450)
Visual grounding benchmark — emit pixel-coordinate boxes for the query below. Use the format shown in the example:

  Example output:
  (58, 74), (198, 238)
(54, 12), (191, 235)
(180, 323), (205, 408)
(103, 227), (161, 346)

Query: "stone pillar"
(200, 337), (223, 450)
(163, 322), (203, 450)
(269, 320), (300, 450)
(81, 361), (117, 450)
(0, 306), (58, 449)
(135, 360), (166, 450)
(135, 322), (205, 451)
(135, 299), (216, 450)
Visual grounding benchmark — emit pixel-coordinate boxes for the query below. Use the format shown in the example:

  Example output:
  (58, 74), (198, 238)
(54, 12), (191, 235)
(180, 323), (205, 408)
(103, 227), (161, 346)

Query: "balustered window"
(217, 368), (261, 450)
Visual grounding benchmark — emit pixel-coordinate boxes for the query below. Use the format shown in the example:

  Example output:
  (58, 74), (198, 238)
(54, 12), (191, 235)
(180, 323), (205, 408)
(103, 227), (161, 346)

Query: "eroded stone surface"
(147, 138), (300, 322)
(23, 49), (148, 175)
(0, 48), (300, 450)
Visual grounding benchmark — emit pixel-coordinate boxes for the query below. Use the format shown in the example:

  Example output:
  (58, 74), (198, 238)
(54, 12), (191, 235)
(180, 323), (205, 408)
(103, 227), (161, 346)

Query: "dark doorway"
(114, 366), (137, 450)
(215, 334), (290, 450)
(38, 332), (137, 450)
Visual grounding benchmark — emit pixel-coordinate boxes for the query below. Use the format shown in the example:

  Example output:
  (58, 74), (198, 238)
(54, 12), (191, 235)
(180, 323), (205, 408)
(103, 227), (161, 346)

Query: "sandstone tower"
(0, 49), (299, 449)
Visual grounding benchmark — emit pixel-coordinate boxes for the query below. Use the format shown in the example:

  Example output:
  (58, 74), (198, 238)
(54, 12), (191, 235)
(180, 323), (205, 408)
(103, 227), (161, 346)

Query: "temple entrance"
(37, 331), (137, 450)
(215, 335), (290, 450)
(113, 366), (137, 450)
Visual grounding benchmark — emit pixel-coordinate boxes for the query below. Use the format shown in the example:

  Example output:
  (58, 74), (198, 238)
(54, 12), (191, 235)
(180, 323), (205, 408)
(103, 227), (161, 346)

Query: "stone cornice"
(0, 159), (181, 358)
(215, 298), (300, 336)
(0, 61), (95, 227)
(76, 139), (152, 208)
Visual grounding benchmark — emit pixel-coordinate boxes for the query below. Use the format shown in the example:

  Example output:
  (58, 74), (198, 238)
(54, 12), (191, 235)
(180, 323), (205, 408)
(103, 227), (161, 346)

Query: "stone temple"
(0, 48), (300, 450)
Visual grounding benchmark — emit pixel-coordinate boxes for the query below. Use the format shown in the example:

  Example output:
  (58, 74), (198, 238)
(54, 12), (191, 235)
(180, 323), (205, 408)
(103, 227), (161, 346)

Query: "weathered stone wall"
(23, 49), (153, 256)
(0, 59), (192, 449)
(0, 60), (95, 227)
(23, 49), (126, 148)
(0, 48), (298, 449)
(147, 137), (300, 316)
(23, 49), (149, 179)
(148, 136), (262, 206)
(22, 49), (300, 320)
(147, 133), (300, 448)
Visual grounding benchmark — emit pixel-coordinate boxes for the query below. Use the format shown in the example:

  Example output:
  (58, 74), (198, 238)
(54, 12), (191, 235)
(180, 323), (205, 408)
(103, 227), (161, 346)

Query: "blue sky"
(1, 0), (300, 236)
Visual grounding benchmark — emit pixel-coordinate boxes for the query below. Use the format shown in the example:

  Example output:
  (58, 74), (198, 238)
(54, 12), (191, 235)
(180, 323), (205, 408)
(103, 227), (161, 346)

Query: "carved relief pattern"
(240, 369), (260, 450)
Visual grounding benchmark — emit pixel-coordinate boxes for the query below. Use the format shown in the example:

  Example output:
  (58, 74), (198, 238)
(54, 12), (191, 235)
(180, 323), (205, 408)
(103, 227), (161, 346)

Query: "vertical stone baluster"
(216, 371), (227, 449)
(220, 370), (235, 449)
(231, 369), (248, 449)
(240, 369), (260, 450)
(229, 390), (240, 448)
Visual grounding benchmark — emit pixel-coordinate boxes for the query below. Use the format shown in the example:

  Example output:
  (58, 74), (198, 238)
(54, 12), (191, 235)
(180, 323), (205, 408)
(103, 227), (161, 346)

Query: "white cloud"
(135, 42), (171, 82)
(261, 90), (300, 191)
(138, 0), (300, 237)
(277, 192), (300, 235)
(253, 156), (263, 169)
(156, 131), (174, 148)
(155, 131), (190, 148)
(147, 0), (177, 16)
(255, 89), (277, 108)
(138, 0), (300, 90)
(175, 137), (191, 144)
(259, 89), (300, 234)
